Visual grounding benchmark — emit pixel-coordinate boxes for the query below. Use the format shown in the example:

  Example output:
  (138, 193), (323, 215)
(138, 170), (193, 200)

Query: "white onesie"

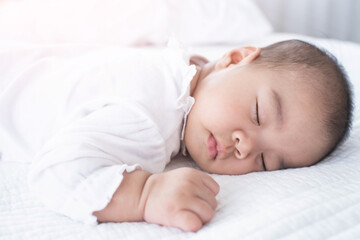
(0, 41), (196, 224)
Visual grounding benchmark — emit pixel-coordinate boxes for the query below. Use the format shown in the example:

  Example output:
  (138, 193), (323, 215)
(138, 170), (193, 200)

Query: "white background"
(255, 0), (360, 43)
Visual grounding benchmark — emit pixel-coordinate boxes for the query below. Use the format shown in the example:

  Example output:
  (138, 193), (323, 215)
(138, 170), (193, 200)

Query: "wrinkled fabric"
(0, 43), (196, 223)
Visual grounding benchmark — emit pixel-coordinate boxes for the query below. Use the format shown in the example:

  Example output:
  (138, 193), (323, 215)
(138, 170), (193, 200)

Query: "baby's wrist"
(139, 173), (160, 222)
(139, 174), (153, 220)
(133, 170), (152, 222)
(93, 169), (152, 223)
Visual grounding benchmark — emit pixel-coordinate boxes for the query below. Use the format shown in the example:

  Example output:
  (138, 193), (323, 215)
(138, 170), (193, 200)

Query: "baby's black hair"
(252, 39), (354, 162)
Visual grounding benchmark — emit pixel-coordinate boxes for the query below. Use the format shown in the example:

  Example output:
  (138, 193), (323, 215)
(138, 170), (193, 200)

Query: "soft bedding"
(1, 33), (360, 240)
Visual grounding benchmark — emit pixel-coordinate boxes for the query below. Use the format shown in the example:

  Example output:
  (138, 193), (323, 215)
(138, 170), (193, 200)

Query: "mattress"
(1, 33), (360, 240)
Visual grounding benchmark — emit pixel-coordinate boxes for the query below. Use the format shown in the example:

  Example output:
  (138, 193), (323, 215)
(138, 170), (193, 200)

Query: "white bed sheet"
(1, 33), (360, 240)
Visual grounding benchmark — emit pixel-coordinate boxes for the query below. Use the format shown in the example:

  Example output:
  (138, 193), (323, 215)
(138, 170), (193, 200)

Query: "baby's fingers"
(196, 185), (218, 210)
(172, 210), (202, 232)
(189, 198), (215, 224)
(201, 175), (220, 195)
(174, 199), (214, 232)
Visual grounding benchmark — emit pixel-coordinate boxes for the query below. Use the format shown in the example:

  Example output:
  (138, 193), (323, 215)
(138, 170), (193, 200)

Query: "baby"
(0, 39), (353, 232)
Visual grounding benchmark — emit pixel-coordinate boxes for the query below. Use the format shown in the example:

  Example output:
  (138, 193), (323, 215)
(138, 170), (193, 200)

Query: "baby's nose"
(232, 130), (253, 159)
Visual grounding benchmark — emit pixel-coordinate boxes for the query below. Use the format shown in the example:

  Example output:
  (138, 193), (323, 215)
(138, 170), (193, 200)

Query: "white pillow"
(0, 0), (272, 46)
(166, 0), (273, 45)
(0, 0), (168, 45)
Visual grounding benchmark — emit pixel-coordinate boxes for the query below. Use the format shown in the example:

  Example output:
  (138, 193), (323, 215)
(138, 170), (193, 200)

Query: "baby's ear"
(215, 46), (261, 70)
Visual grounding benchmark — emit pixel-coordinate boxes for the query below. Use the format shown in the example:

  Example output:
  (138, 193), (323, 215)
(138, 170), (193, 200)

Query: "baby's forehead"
(233, 64), (325, 103)
(260, 66), (323, 90)
(254, 67), (326, 122)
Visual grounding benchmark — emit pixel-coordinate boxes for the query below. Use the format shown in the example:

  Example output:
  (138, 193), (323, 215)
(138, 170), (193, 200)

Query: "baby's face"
(184, 62), (328, 175)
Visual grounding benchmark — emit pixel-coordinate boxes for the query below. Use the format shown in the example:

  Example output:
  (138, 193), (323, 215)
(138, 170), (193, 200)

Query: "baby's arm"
(93, 169), (150, 222)
(93, 168), (219, 232)
(29, 103), (218, 231)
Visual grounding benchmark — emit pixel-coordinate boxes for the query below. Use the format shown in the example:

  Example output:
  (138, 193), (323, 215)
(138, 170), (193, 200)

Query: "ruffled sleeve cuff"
(59, 164), (140, 224)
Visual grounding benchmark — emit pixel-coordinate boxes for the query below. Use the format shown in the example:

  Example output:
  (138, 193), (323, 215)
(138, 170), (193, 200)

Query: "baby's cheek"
(210, 103), (239, 125)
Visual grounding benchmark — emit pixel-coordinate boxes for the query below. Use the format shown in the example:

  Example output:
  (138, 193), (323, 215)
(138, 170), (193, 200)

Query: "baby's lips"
(207, 135), (218, 159)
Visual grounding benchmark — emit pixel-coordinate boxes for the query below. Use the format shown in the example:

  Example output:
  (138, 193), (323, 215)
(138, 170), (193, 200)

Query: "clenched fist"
(141, 168), (220, 232)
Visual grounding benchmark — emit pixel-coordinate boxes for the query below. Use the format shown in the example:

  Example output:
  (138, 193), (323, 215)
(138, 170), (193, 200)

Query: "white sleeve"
(28, 102), (166, 224)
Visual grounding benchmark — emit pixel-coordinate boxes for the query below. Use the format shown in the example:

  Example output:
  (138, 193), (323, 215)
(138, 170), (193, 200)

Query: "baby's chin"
(190, 155), (224, 175)
(186, 145), (236, 174)
(187, 152), (211, 172)
(191, 156), (251, 175)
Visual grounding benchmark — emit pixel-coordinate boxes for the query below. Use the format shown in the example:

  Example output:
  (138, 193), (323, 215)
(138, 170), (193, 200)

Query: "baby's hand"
(141, 168), (219, 232)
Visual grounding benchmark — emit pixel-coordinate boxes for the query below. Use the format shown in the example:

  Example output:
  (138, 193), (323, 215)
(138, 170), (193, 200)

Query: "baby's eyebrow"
(271, 89), (283, 129)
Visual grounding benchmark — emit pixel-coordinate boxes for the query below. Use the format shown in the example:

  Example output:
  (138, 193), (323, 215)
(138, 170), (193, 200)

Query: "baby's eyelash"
(256, 98), (260, 125)
(261, 153), (267, 171)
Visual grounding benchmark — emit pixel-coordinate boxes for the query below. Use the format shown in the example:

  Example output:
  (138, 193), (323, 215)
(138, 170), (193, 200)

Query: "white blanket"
(1, 33), (360, 239)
